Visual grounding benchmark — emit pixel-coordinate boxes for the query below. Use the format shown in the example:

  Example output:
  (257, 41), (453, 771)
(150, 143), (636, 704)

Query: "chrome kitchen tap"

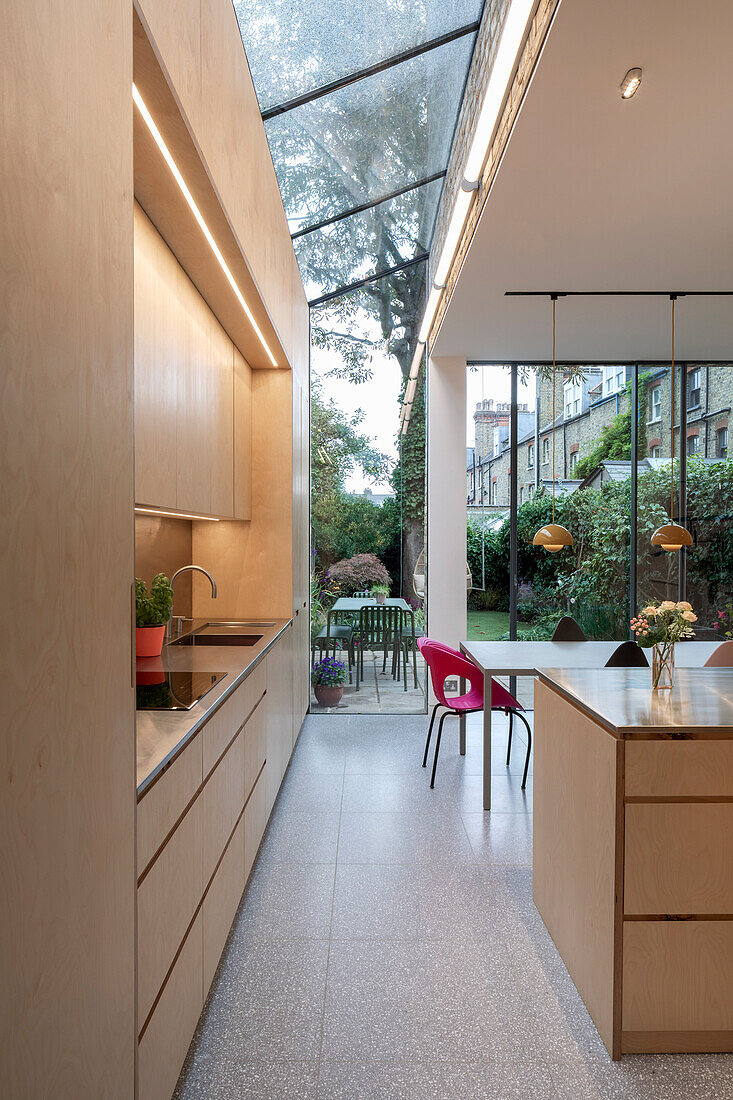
(166, 565), (218, 641)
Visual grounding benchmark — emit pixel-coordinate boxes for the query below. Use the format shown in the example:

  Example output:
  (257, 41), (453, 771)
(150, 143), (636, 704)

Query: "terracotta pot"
(136, 655), (166, 685)
(375, 592), (386, 604)
(314, 683), (344, 708)
(136, 625), (166, 658)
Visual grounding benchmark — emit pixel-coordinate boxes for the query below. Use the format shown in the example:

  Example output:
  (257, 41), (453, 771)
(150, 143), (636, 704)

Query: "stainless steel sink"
(171, 621), (267, 647)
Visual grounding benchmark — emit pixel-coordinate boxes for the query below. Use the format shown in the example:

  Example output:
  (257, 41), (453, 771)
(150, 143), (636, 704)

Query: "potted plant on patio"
(135, 573), (174, 658)
(631, 599), (697, 689)
(372, 584), (389, 605)
(311, 656), (348, 708)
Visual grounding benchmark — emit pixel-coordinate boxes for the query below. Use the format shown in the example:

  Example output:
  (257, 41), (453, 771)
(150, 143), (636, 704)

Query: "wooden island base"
(533, 671), (733, 1059)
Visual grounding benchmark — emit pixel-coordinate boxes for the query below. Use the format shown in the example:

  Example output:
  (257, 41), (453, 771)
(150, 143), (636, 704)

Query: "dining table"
(460, 639), (720, 810)
(327, 596), (412, 626)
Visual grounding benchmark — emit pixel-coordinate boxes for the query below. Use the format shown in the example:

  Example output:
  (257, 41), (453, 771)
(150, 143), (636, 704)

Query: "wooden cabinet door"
(134, 203), (179, 510)
(265, 629), (294, 811)
(233, 347), (252, 520)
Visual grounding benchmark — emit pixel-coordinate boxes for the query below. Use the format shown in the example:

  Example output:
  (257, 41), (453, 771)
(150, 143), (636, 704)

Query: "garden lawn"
(467, 610), (530, 640)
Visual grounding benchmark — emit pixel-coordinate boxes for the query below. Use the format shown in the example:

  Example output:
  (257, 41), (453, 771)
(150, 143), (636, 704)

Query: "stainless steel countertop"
(136, 618), (291, 797)
(537, 666), (733, 738)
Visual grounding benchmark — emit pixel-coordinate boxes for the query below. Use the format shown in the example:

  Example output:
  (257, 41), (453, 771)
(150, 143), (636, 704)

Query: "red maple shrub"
(326, 553), (390, 594)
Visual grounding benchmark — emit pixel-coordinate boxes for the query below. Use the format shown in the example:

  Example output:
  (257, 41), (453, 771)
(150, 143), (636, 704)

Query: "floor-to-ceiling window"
(466, 361), (733, 680)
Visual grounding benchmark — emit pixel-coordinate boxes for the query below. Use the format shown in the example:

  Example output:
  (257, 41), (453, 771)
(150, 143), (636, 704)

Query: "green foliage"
(371, 585), (389, 595)
(135, 573), (173, 628)
(573, 373), (650, 481)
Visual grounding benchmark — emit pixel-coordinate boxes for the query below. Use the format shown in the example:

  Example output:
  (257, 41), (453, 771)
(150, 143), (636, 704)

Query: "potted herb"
(311, 657), (347, 708)
(135, 573), (174, 658)
(372, 584), (389, 605)
(631, 600), (697, 689)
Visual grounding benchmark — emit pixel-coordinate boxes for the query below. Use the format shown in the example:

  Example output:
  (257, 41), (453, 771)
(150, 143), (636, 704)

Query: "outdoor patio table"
(328, 596), (412, 623)
(460, 640), (719, 811)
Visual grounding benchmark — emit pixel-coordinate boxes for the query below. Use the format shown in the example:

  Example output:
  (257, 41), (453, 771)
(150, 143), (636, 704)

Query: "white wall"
(427, 355), (467, 650)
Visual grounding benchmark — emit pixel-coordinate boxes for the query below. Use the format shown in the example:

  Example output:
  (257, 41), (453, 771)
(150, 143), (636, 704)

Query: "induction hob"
(136, 668), (227, 711)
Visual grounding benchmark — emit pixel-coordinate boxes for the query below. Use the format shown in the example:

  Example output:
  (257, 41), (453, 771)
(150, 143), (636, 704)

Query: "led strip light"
(133, 83), (278, 367)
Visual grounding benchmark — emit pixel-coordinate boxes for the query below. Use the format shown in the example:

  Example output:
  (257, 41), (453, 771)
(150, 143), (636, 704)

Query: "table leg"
(459, 677), (466, 755)
(483, 672), (492, 810)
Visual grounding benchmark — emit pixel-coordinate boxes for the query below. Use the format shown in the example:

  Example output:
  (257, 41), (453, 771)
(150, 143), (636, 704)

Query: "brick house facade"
(467, 365), (733, 507)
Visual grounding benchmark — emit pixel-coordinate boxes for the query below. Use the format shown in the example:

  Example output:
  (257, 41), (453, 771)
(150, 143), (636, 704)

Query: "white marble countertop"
(136, 618), (291, 796)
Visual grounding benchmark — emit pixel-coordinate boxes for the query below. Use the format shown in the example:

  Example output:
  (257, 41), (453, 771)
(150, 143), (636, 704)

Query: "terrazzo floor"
(174, 712), (733, 1099)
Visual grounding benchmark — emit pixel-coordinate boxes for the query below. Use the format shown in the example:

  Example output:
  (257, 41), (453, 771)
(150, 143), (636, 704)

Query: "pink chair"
(418, 638), (532, 789)
(704, 640), (733, 666)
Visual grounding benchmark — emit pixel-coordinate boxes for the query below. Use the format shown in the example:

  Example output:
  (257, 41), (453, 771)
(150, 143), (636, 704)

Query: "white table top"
(460, 639), (719, 675)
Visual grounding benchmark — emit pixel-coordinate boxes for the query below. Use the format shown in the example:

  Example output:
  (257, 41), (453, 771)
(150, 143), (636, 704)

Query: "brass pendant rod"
(551, 295), (557, 525)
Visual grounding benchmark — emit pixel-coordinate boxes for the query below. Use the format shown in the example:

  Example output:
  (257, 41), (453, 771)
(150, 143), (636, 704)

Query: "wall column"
(427, 355), (467, 650)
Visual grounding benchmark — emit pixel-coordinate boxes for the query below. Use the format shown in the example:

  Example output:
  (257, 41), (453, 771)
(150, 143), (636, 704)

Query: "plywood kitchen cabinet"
(134, 202), (241, 518)
(135, 653), (298, 1100)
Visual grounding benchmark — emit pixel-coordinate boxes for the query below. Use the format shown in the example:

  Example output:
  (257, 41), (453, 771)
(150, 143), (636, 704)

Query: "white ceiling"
(433, 0), (733, 362)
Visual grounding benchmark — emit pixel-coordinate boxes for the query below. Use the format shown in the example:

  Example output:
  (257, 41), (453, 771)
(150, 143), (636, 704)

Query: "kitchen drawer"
(245, 766), (268, 882)
(203, 727), (246, 886)
(137, 731), (202, 873)
(626, 740), (733, 799)
(232, 659), (266, 729)
(203, 814), (245, 993)
(202, 692), (241, 778)
(623, 920), (733, 1034)
(201, 663), (267, 778)
(137, 792), (203, 1026)
(244, 695), (266, 801)
(138, 910), (203, 1100)
(625, 803), (733, 915)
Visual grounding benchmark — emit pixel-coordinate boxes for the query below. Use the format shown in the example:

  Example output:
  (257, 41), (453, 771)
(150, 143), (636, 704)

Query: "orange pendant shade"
(650, 521), (693, 553)
(533, 523), (573, 553)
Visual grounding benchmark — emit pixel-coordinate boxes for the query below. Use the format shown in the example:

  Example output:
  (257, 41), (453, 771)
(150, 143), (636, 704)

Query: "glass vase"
(651, 643), (674, 690)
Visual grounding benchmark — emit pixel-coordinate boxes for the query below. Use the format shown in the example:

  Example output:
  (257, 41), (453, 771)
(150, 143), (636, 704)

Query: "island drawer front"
(625, 803), (733, 915)
(137, 731), (202, 872)
(626, 740), (733, 799)
(245, 766), (268, 882)
(203, 727), (246, 886)
(138, 792), (204, 1025)
(203, 814), (245, 994)
(138, 910), (203, 1100)
(244, 695), (267, 802)
(623, 920), (733, 1033)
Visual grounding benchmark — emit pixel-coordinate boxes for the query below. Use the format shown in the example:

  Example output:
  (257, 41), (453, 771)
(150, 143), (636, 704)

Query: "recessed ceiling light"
(620, 67), (642, 99)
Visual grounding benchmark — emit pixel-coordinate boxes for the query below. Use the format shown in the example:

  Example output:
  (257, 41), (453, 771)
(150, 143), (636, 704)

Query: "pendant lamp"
(651, 296), (693, 552)
(534, 296), (573, 553)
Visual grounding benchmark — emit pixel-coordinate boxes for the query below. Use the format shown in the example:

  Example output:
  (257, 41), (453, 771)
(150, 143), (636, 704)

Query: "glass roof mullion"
(291, 170), (447, 239)
(262, 21), (480, 120)
(308, 253), (428, 308)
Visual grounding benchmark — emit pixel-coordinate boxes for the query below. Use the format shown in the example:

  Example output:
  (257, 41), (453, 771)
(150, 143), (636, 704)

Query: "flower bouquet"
(631, 600), (697, 689)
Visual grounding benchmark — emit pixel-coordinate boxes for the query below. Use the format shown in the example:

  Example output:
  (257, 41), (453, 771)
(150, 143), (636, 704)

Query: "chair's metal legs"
(422, 703), (442, 767)
(513, 710), (533, 789)
(430, 711), (450, 789)
(506, 709), (513, 765)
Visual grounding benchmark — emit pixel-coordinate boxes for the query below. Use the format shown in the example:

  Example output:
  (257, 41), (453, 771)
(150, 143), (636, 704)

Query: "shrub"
(327, 553), (390, 594)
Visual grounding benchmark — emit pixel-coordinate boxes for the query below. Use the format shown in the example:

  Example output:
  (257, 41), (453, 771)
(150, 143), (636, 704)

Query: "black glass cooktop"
(136, 669), (227, 711)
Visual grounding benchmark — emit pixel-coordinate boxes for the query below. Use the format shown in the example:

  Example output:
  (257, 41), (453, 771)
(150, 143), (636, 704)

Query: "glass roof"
(294, 176), (441, 301)
(233, 0), (483, 112)
(233, 0), (481, 356)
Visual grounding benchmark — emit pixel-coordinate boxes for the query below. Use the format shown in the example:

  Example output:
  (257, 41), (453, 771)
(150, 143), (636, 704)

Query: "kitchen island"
(534, 667), (733, 1059)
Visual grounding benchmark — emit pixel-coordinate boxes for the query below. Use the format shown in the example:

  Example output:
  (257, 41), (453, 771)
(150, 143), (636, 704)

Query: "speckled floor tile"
(317, 1058), (554, 1099)
(258, 810), (341, 864)
(548, 1051), (733, 1100)
(200, 938), (329, 1061)
(337, 810), (475, 865)
(331, 864), (505, 942)
(176, 1056), (318, 1099)
(341, 771), (462, 812)
(232, 861), (335, 940)
(461, 810), (533, 866)
(275, 769), (345, 812)
(321, 939), (529, 1063)
(440, 770), (533, 813)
